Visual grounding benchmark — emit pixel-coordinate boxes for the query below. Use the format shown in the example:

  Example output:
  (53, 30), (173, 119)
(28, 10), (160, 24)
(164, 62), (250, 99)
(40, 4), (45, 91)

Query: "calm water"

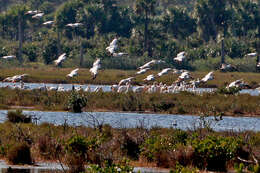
(0, 111), (259, 132)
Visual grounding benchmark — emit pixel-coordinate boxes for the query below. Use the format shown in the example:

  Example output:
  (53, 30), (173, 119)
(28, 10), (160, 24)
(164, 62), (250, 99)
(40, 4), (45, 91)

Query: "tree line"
(0, 0), (259, 71)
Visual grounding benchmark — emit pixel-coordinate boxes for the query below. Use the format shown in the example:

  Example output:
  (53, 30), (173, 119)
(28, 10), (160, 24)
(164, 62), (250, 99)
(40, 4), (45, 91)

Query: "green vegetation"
(1, 88), (260, 116)
(7, 109), (32, 123)
(67, 91), (88, 113)
(0, 0), (259, 72)
(0, 119), (258, 172)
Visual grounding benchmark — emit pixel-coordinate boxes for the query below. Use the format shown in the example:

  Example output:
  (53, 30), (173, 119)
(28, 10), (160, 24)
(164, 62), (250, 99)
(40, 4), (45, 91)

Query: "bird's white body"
(3, 74), (28, 82)
(67, 68), (79, 78)
(174, 51), (186, 62)
(54, 53), (66, 66)
(1, 55), (16, 59)
(179, 71), (191, 80)
(136, 68), (150, 75)
(228, 79), (244, 88)
(201, 71), (214, 82)
(106, 38), (118, 54)
(66, 23), (83, 28)
(112, 52), (128, 57)
(246, 52), (257, 57)
(144, 74), (155, 81)
(119, 77), (134, 86)
(139, 60), (164, 70)
(43, 21), (54, 25)
(90, 58), (101, 79)
(32, 13), (44, 19)
(158, 68), (172, 77)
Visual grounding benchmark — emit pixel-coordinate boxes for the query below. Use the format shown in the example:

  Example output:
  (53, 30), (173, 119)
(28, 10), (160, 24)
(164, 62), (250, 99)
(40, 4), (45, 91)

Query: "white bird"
(54, 53), (66, 66)
(139, 60), (165, 70)
(90, 58), (101, 79)
(246, 52), (257, 57)
(106, 38), (118, 54)
(43, 21), (54, 25)
(201, 71), (214, 82)
(228, 79), (245, 88)
(220, 63), (236, 72)
(174, 51), (187, 62)
(32, 13), (44, 19)
(112, 52), (128, 57)
(26, 10), (41, 15)
(136, 68), (150, 75)
(66, 23), (83, 28)
(1, 55), (16, 59)
(144, 74), (155, 81)
(158, 68), (172, 77)
(67, 68), (79, 78)
(3, 74), (28, 82)
(178, 71), (191, 80)
(118, 77), (134, 86)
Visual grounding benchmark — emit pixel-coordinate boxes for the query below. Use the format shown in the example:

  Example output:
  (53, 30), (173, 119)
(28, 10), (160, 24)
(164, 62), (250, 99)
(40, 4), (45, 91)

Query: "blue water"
(0, 111), (259, 132)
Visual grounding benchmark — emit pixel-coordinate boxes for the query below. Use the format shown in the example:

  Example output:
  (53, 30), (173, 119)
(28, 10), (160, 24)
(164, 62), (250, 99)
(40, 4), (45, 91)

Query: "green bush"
(67, 92), (88, 113)
(7, 143), (32, 165)
(7, 110), (31, 123)
(191, 136), (243, 171)
(86, 160), (133, 173)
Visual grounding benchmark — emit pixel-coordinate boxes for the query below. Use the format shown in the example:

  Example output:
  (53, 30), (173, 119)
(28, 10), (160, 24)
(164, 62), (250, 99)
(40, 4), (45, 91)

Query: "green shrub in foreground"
(7, 142), (32, 165)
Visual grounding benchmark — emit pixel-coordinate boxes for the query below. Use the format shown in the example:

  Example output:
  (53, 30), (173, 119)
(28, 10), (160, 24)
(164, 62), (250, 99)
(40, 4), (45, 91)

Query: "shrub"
(7, 143), (32, 165)
(7, 110), (31, 123)
(217, 86), (241, 95)
(67, 91), (88, 113)
(191, 136), (243, 171)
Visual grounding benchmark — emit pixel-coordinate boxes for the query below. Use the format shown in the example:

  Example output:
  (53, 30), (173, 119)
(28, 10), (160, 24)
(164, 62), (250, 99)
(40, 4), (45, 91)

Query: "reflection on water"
(0, 111), (259, 132)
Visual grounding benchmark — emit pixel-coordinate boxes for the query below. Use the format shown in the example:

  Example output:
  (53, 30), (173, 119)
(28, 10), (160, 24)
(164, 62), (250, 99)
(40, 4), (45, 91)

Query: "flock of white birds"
(0, 10), (257, 93)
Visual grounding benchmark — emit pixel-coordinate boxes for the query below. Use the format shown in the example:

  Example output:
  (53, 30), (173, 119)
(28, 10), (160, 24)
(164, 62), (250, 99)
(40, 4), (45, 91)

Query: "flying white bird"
(67, 68), (79, 78)
(106, 38), (118, 54)
(54, 53), (66, 66)
(32, 13), (44, 19)
(228, 79), (246, 88)
(3, 74), (28, 82)
(158, 68), (172, 77)
(26, 10), (41, 15)
(90, 58), (101, 79)
(139, 60), (165, 70)
(1, 55), (16, 59)
(174, 51), (187, 62)
(178, 71), (191, 80)
(136, 68), (150, 75)
(201, 71), (214, 82)
(246, 52), (257, 57)
(112, 52), (128, 57)
(118, 77), (134, 86)
(66, 23), (83, 28)
(43, 21), (54, 25)
(144, 74), (155, 81)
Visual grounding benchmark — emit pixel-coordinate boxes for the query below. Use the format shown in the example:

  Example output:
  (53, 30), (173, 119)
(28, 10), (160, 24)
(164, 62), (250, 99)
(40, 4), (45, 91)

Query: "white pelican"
(67, 68), (79, 78)
(139, 60), (164, 70)
(43, 21), (54, 25)
(118, 77), (134, 86)
(26, 10), (41, 15)
(136, 68), (150, 75)
(3, 74), (28, 82)
(112, 52), (128, 57)
(178, 71), (191, 80)
(201, 71), (214, 82)
(32, 13), (44, 19)
(228, 79), (245, 88)
(144, 74), (155, 81)
(174, 51), (186, 62)
(246, 52), (257, 57)
(158, 68), (172, 77)
(66, 23), (83, 28)
(90, 58), (101, 79)
(106, 38), (118, 54)
(220, 63), (236, 72)
(1, 55), (16, 59)
(54, 53), (66, 66)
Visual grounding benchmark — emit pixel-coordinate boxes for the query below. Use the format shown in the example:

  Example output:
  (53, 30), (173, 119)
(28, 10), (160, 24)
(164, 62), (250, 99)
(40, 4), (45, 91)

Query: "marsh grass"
(1, 88), (260, 116)
(1, 67), (260, 87)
